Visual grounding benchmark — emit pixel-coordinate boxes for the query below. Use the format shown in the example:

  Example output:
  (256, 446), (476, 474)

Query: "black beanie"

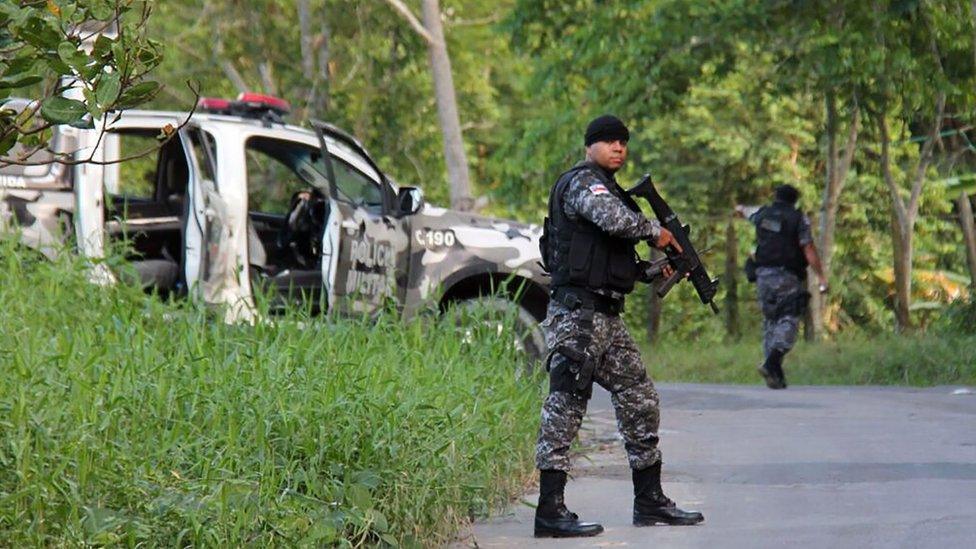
(774, 184), (800, 204)
(585, 114), (630, 146)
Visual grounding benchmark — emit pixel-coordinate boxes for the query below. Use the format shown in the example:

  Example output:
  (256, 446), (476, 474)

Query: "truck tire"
(455, 296), (546, 365)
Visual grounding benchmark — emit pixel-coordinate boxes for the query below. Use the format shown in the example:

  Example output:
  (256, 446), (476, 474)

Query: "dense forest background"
(7, 0), (976, 342)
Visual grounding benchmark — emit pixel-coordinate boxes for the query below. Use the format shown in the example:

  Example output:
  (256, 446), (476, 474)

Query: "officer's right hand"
(654, 228), (683, 253)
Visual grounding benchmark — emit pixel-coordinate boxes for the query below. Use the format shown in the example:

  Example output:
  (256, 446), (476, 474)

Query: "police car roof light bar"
(196, 93), (291, 120)
(236, 92), (291, 114)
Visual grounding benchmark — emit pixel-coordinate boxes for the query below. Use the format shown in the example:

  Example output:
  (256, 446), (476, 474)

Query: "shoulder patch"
(588, 183), (609, 195)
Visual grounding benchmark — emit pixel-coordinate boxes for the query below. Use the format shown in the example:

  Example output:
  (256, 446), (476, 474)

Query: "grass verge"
(648, 333), (976, 387)
(0, 239), (545, 546)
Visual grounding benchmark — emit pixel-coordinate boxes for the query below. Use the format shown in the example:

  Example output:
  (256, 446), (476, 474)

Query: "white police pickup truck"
(0, 93), (548, 355)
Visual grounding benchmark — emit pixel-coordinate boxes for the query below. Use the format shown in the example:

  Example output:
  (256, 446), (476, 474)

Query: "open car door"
(181, 126), (255, 323)
(312, 121), (411, 316)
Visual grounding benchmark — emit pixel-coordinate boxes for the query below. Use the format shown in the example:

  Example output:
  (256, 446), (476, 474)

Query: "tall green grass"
(0, 238), (545, 546)
(648, 333), (976, 386)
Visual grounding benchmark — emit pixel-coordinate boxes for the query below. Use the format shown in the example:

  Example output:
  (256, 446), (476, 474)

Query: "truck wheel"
(455, 296), (546, 365)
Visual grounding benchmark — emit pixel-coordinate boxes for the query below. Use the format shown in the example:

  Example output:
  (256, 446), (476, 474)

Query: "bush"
(0, 237), (544, 546)
(934, 297), (976, 335)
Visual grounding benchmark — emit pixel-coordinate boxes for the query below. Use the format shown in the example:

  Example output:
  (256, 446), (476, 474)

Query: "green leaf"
(91, 34), (114, 59)
(40, 95), (88, 124)
(111, 41), (128, 77)
(350, 470), (381, 489)
(0, 131), (17, 157)
(2, 56), (35, 77)
(116, 81), (159, 109)
(0, 74), (43, 90)
(89, 2), (115, 21)
(19, 15), (61, 50)
(60, 3), (78, 21)
(369, 509), (389, 532)
(57, 40), (87, 72)
(95, 72), (120, 107)
(344, 483), (372, 509)
(83, 87), (101, 120)
(45, 57), (72, 76)
(68, 116), (95, 130)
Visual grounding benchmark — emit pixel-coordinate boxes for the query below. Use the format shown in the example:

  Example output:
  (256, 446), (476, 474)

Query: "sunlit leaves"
(0, 1), (162, 164)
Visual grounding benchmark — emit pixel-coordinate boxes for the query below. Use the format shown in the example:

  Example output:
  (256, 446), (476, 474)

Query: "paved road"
(460, 383), (976, 548)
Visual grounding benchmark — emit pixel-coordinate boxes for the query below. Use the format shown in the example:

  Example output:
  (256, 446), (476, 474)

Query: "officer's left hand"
(655, 228), (683, 253)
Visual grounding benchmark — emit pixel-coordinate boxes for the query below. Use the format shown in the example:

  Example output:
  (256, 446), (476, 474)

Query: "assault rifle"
(628, 174), (720, 314)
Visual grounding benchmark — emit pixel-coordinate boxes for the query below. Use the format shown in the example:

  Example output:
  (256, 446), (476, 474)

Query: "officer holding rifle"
(534, 115), (704, 538)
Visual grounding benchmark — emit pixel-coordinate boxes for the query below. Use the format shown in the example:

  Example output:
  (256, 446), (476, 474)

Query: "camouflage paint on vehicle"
(400, 205), (546, 318)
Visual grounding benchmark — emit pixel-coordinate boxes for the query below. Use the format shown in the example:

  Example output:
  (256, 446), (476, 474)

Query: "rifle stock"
(628, 174), (720, 314)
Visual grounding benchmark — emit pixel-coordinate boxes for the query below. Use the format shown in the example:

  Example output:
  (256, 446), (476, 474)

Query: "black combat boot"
(534, 470), (604, 538)
(758, 349), (787, 389)
(633, 462), (704, 526)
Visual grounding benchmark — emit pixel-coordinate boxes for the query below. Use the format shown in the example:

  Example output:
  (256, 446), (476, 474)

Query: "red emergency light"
(236, 92), (290, 113)
(197, 92), (291, 120)
(197, 97), (231, 112)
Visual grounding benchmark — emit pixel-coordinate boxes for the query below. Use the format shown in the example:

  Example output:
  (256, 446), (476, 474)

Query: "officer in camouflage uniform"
(739, 185), (828, 389)
(534, 115), (704, 538)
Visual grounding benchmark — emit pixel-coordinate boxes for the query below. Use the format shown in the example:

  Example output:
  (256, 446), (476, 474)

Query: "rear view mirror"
(396, 186), (424, 216)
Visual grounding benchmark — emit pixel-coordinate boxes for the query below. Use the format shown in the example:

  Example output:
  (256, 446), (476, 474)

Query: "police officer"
(534, 115), (704, 538)
(737, 185), (828, 389)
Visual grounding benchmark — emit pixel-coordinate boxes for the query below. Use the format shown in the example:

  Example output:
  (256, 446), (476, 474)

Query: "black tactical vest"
(753, 201), (808, 277)
(540, 163), (640, 294)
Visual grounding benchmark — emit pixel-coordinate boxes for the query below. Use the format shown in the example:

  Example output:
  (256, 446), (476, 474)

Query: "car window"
(112, 130), (158, 200)
(190, 129), (217, 184)
(332, 157), (383, 208)
(245, 136), (329, 215)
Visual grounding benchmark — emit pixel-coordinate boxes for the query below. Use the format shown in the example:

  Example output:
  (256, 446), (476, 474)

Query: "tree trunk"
(420, 0), (474, 211)
(219, 61), (248, 93)
(876, 94), (944, 332)
(891, 213), (914, 330)
(804, 274), (822, 341)
(959, 191), (976, 289)
(317, 16), (332, 114)
(816, 92), (859, 333)
(298, 0), (315, 75)
(258, 62), (277, 96)
(723, 217), (740, 341)
(297, 0), (317, 117)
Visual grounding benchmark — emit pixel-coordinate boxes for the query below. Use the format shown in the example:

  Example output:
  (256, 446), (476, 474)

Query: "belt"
(551, 286), (624, 316)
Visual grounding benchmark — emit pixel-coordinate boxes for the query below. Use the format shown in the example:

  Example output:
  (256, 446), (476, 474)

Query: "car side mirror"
(396, 186), (424, 216)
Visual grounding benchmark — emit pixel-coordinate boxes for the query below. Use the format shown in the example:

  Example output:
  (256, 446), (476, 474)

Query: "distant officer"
(737, 185), (828, 389)
(534, 114), (704, 538)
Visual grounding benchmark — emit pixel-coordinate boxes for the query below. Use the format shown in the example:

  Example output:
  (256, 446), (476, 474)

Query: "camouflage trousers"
(535, 300), (662, 472)
(756, 267), (804, 358)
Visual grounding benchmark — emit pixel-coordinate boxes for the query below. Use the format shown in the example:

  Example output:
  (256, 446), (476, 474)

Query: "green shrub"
(0, 237), (544, 546)
(933, 297), (976, 335)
